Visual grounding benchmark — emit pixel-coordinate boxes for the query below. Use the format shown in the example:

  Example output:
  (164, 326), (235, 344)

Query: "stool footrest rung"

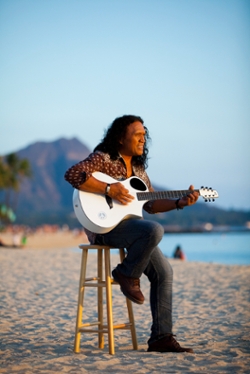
(80, 321), (101, 328)
(113, 323), (133, 330)
(79, 328), (109, 334)
(78, 322), (133, 334)
(83, 283), (105, 287)
(83, 280), (118, 287)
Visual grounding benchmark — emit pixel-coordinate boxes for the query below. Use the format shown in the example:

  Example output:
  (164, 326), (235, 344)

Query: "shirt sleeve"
(64, 152), (105, 188)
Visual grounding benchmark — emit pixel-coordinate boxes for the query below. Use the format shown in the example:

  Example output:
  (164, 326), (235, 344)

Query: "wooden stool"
(74, 244), (138, 355)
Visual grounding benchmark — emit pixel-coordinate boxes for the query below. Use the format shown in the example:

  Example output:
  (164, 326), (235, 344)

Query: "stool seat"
(74, 244), (138, 355)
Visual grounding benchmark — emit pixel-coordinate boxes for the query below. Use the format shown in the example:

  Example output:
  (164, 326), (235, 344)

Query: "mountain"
(1, 138), (250, 229)
(1, 138), (91, 226)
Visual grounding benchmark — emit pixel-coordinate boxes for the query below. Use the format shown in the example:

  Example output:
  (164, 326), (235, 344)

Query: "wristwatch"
(175, 198), (183, 210)
(105, 183), (111, 195)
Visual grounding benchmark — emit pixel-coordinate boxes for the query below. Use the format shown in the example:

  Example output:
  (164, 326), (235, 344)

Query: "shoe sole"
(112, 270), (144, 305)
(147, 347), (194, 353)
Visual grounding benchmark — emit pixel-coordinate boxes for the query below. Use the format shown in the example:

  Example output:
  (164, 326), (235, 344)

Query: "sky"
(0, 0), (249, 211)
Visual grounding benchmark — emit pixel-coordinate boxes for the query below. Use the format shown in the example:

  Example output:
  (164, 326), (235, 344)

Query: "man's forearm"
(150, 199), (178, 213)
(78, 176), (107, 194)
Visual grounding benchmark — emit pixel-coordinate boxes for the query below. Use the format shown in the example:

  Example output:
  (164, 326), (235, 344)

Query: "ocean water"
(74, 231), (250, 266)
(160, 232), (250, 265)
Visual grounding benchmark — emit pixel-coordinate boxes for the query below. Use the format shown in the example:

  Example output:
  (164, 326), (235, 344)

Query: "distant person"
(173, 245), (186, 260)
(12, 232), (21, 247)
(65, 115), (199, 353)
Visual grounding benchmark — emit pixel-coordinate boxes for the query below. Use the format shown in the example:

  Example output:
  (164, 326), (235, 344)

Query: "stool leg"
(119, 248), (138, 350)
(97, 248), (104, 349)
(74, 247), (88, 353)
(104, 247), (115, 355)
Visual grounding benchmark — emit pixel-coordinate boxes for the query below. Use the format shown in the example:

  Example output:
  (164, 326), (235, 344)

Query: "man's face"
(119, 121), (146, 157)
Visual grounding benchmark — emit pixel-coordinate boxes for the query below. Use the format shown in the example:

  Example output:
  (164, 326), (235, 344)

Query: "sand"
(0, 229), (88, 250)
(0, 232), (250, 373)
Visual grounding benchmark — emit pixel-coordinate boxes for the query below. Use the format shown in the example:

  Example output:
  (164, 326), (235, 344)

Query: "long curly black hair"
(94, 115), (151, 168)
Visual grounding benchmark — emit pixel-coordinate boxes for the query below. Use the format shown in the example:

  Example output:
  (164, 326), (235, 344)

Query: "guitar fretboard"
(137, 189), (199, 201)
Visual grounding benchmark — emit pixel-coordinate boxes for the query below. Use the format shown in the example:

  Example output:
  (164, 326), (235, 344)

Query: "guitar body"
(73, 172), (149, 234)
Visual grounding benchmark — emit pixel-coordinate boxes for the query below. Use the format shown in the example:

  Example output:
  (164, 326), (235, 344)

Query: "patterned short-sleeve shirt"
(64, 151), (155, 242)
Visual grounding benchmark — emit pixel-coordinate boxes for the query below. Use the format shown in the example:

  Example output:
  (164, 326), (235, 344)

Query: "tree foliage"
(0, 153), (32, 222)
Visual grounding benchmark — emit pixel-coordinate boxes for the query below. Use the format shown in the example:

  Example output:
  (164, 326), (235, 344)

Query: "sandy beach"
(0, 232), (250, 373)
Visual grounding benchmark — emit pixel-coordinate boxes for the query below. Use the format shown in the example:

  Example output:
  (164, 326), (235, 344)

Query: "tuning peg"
(212, 199), (215, 202)
(205, 199), (208, 202)
(201, 186), (204, 189)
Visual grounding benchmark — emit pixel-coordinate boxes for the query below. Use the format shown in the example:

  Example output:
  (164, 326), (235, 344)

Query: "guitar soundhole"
(130, 177), (147, 191)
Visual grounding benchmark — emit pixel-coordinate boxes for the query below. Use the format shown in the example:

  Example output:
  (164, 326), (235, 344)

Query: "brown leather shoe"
(147, 334), (194, 353)
(112, 268), (144, 305)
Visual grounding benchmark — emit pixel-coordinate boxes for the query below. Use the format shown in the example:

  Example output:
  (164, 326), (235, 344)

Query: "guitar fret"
(168, 191), (175, 199)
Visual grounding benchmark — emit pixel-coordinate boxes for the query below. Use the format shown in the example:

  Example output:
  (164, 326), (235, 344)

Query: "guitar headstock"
(199, 187), (219, 202)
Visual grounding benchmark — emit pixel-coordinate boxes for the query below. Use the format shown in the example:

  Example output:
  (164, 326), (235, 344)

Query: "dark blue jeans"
(95, 218), (173, 343)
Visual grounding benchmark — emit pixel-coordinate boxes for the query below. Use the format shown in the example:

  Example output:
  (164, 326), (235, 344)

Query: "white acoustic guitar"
(73, 172), (219, 234)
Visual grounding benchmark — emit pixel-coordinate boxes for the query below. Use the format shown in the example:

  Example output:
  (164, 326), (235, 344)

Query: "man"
(65, 115), (199, 353)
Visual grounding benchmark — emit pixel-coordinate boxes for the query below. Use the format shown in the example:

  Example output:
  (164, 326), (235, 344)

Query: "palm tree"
(0, 153), (32, 221)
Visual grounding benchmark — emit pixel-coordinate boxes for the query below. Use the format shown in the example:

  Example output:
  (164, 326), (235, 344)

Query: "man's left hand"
(179, 185), (199, 208)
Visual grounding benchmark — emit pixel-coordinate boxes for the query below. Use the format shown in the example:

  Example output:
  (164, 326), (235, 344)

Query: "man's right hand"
(108, 182), (134, 205)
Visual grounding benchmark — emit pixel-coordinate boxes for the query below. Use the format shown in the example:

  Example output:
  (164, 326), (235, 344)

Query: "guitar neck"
(137, 189), (200, 201)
